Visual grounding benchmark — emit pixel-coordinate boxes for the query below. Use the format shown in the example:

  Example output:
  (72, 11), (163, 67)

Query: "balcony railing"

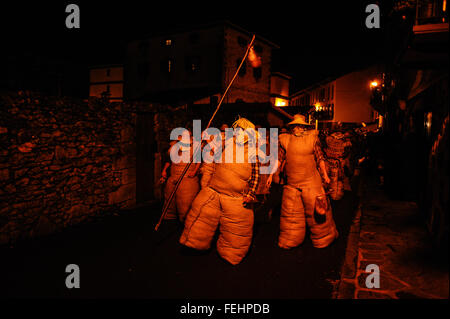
(415, 0), (448, 25)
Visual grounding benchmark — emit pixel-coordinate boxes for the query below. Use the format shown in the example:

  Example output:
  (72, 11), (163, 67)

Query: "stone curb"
(333, 203), (362, 299)
(333, 179), (448, 299)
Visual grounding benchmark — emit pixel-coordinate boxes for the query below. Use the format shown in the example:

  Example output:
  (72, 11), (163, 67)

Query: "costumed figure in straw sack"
(191, 124), (230, 189)
(267, 114), (339, 249)
(160, 129), (200, 223)
(180, 118), (261, 265)
(324, 125), (353, 201)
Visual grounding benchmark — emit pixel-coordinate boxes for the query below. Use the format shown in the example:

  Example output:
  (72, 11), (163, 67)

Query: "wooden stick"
(154, 34), (256, 231)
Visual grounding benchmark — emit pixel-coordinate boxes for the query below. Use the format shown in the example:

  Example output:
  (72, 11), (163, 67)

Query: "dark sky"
(2, 0), (387, 92)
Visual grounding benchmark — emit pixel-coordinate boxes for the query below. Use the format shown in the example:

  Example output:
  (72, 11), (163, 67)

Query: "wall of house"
(125, 26), (224, 100)
(90, 67), (123, 83)
(89, 67), (124, 100)
(89, 83), (124, 100)
(270, 74), (290, 98)
(270, 74), (290, 106)
(335, 67), (378, 123)
(223, 27), (272, 104)
(0, 92), (137, 245)
(0, 90), (202, 245)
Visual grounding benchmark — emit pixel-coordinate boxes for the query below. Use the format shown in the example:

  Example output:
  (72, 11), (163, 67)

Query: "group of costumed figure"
(160, 114), (354, 265)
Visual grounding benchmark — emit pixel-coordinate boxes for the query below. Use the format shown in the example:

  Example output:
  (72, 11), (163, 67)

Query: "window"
(160, 59), (173, 73)
(316, 103), (334, 121)
(253, 67), (262, 80)
(253, 45), (263, 54)
(185, 56), (201, 73)
(319, 88), (325, 101)
(138, 41), (149, 56)
(165, 39), (172, 46)
(138, 63), (149, 80)
(237, 59), (246, 77)
(237, 36), (248, 47)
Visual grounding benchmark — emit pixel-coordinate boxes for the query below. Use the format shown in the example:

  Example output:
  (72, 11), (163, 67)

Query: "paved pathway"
(1, 186), (360, 299)
(336, 179), (449, 299)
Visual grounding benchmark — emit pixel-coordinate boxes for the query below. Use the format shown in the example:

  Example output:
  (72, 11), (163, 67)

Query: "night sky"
(2, 0), (388, 93)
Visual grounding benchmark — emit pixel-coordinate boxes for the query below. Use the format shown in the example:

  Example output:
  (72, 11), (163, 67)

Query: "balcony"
(413, 0), (448, 34)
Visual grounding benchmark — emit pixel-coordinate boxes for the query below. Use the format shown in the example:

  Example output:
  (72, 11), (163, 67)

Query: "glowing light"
(315, 102), (321, 112)
(443, 0), (447, 12)
(275, 98), (287, 107)
(370, 81), (379, 88)
(425, 112), (432, 136)
(248, 46), (262, 68)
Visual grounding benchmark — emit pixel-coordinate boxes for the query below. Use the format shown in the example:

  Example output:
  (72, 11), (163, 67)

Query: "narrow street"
(1, 186), (359, 299)
(1, 0), (448, 309)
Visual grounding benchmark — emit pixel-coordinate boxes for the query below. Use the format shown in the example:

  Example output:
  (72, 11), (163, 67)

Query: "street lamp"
(314, 102), (321, 130)
(370, 80), (379, 89)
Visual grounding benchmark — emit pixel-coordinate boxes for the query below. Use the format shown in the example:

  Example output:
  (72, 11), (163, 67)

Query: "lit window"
(275, 98), (287, 107)
(165, 39), (172, 46)
(160, 59), (173, 73)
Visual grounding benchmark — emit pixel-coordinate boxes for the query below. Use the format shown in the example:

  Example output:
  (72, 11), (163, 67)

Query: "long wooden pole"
(154, 34), (256, 231)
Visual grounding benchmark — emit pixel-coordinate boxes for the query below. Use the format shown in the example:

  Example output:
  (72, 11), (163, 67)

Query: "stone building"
(289, 66), (381, 126)
(125, 20), (286, 111)
(89, 65), (124, 101)
(376, 0), (448, 246)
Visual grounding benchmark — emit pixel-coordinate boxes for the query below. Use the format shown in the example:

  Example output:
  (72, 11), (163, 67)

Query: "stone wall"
(223, 26), (273, 104)
(0, 91), (142, 245)
(0, 91), (206, 246)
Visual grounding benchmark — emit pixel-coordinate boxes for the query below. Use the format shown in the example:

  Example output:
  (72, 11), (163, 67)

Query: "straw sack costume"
(163, 140), (200, 222)
(180, 118), (260, 265)
(278, 115), (338, 249)
(324, 131), (352, 200)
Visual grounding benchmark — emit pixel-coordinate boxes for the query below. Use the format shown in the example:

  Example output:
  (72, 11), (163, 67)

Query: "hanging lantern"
(248, 46), (262, 68)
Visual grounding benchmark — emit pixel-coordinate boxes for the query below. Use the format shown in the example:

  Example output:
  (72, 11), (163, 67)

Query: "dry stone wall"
(0, 91), (139, 245)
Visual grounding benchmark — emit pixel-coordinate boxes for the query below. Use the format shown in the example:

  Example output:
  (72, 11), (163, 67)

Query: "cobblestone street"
(1, 186), (359, 299)
(336, 176), (449, 299)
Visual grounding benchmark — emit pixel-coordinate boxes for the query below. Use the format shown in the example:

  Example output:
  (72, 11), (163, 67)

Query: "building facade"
(125, 21), (280, 106)
(89, 65), (124, 101)
(270, 72), (291, 107)
(376, 0), (448, 245)
(290, 66), (381, 124)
